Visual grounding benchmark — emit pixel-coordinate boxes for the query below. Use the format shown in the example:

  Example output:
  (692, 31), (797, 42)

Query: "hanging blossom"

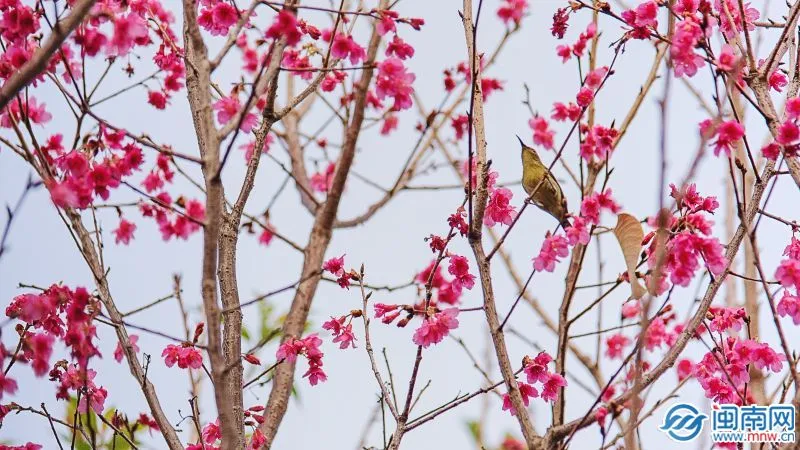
(529, 116), (554, 150)
(311, 162), (336, 193)
(670, 16), (706, 78)
(460, 159), (516, 229)
(54, 365), (108, 414)
(533, 233), (569, 272)
(580, 189), (621, 225)
(412, 308), (460, 348)
(502, 351), (566, 415)
(375, 57), (416, 111)
(7, 285), (101, 369)
(497, 0), (529, 26)
(113, 218), (137, 245)
(139, 193), (206, 242)
(555, 22), (596, 63)
(213, 93), (258, 132)
(197, 1), (239, 36)
(551, 8), (570, 39)
(411, 258), (465, 308)
(644, 184), (726, 288)
(322, 313), (360, 350)
(551, 101), (581, 122)
(484, 187), (517, 227)
(700, 119), (745, 157)
(323, 254), (353, 289)
(330, 32), (367, 64)
(448, 255), (476, 290)
(707, 307), (746, 333)
(162, 343), (203, 369)
(776, 237), (800, 291)
(276, 334), (326, 385)
(114, 334), (140, 362)
(605, 333), (631, 359)
(580, 124), (619, 162)
(31, 129), (146, 210)
(265, 10), (302, 46)
(763, 97), (800, 161)
(622, 0), (658, 39)
(777, 291), (800, 325)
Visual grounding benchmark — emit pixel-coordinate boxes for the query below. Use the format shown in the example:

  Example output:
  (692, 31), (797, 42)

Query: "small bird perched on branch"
(518, 136), (570, 228)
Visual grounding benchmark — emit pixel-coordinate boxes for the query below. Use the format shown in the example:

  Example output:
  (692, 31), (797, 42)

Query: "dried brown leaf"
(614, 213), (647, 300)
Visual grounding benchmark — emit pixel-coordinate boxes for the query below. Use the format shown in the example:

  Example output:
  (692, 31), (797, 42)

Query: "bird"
(518, 136), (570, 228)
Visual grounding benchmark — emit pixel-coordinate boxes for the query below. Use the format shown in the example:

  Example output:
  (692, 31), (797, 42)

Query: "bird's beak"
(516, 135), (525, 147)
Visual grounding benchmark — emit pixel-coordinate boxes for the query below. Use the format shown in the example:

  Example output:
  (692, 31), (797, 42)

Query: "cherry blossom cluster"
(644, 184), (726, 288)
(39, 129), (145, 209)
(5, 285), (100, 374)
(412, 307), (460, 348)
(1, 0), (182, 100)
(762, 97), (800, 161)
(776, 237), (800, 324)
(497, 0), (529, 27)
(604, 306), (683, 360)
(501, 351), (566, 415)
(322, 311), (361, 350)
(691, 336), (784, 405)
(323, 254), (356, 289)
(556, 22), (596, 63)
(138, 192), (206, 242)
(375, 255), (473, 347)
(459, 161), (517, 227)
(162, 322), (205, 369)
(275, 334), (326, 386)
(700, 119), (745, 157)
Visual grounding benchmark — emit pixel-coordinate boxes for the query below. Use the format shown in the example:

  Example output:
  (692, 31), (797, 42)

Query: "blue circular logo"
(660, 403), (708, 441)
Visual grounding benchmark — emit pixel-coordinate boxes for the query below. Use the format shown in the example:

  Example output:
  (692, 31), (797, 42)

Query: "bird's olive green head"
(517, 136), (541, 162)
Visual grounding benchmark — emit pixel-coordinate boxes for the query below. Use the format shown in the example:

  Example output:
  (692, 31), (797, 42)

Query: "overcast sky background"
(2, 0), (799, 448)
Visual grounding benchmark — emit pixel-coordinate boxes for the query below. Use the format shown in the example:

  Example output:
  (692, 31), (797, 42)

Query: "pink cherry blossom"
(202, 419), (221, 444)
(386, 35), (414, 60)
(540, 372), (567, 403)
(113, 219), (137, 245)
(497, 0), (528, 25)
(533, 233), (569, 272)
(501, 382), (538, 416)
(529, 116), (554, 150)
(777, 291), (800, 324)
(375, 57), (415, 111)
(776, 258), (800, 289)
(580, 189), (621, 225)
(114, 334), (139, 363)
(331, 33), (366, 64)
(109, 14), (149, 56)
(265, 11), (302, 46)
(712, 120), (745, 157)
(448, 255), (475, 290)
(523, 351), (553, 384)
(605, 333), (630, 359)
(412, 308), (459, 348)
(484, 187), (517, 227)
